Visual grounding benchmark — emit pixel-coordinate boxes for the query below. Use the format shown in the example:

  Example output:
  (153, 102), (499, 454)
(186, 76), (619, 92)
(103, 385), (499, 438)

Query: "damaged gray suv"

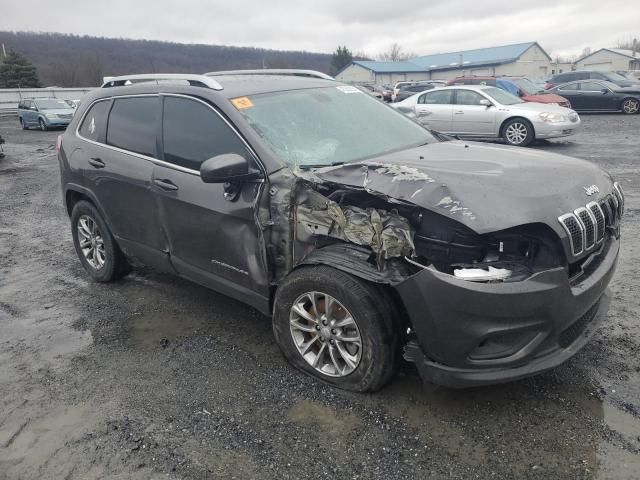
(57, 71), (622, 392)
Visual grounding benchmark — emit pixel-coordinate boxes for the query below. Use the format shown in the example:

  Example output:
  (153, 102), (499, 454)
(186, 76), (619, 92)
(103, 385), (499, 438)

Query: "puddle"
(288, 399), (360, 436)
(127, 308), (212, 349)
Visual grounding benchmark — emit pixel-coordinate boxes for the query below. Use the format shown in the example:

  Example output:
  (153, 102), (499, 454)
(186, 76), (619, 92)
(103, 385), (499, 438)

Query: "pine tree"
(0, 51), (41, 88)
(331, 46), (353, 76)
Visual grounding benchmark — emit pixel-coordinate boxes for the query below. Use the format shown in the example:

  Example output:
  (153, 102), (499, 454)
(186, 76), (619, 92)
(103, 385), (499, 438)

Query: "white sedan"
(392, 85), (581, 147)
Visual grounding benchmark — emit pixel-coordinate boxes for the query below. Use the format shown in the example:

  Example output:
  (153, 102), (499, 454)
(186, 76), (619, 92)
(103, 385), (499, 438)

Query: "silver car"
(392, 85), (581, 147)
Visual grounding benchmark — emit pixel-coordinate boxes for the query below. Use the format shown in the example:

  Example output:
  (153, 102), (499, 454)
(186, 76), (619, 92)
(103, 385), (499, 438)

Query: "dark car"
(394, 83), (435, 102)
(448, 76), (571, 108)
(57, 71), (622, 392)
(545, 70), (640, 90)
(550, 80), (640, 114)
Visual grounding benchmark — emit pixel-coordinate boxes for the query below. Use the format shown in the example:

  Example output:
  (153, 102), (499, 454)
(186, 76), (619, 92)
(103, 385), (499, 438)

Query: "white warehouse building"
(575, 48), (640, 72)
(335, 42), (552, 84)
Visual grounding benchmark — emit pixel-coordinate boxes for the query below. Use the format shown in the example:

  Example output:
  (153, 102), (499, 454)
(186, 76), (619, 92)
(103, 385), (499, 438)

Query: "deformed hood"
(308, 141), (614, 235)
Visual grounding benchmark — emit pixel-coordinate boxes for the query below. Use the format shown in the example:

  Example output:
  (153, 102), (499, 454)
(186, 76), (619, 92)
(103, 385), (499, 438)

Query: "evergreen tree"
(0, 51), (41, 88)
(331, 46), (353, 76)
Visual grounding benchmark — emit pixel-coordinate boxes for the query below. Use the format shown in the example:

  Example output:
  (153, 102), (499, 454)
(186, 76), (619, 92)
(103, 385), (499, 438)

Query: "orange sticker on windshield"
(231, 97), (254, 109)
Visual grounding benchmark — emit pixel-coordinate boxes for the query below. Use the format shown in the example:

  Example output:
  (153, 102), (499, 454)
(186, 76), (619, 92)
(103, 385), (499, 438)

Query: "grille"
(558, 300), (600, 348)
(575, 207), (596, 249)
(559, 213), (583, 255)
(559, 183), (624, 257)
(587, 202), (605, 243)
(59, 113), (73, 119)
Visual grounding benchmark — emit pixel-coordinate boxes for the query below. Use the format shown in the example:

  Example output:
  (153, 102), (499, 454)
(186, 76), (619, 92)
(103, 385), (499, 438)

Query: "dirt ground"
(1, 114), (639, 480)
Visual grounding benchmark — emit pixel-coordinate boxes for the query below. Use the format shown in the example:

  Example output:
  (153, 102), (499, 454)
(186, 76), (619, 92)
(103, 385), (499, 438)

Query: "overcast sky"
(3, 0), (638, 59)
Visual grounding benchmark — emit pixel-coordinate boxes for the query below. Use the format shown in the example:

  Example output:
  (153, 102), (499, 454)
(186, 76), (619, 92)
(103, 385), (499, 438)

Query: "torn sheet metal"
(305, 160), (476, 222)
(297, 199), (415, 268)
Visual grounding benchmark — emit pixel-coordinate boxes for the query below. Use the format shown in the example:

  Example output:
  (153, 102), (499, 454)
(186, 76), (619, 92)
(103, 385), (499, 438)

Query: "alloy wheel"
(77, 215), (106, 269)
(623, 99), (639, 114)
(505, 122), (528, 144)
(289, 291), (362, 377)
(39, 119), (46, 131)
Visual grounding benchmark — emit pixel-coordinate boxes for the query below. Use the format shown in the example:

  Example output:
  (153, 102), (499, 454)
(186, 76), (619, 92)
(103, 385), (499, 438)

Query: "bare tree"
(377, 43), (416, 62)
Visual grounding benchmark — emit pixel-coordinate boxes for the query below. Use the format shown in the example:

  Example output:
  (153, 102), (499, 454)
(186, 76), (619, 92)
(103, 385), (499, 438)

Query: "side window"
(18, 101), (24, 109)
(79, 100), (111, 143)
(419, 90), (453, 105)
(106, 97), (159, 158)
(580, 82), (605, 92)
(162, 96), (250, 171)
(559, 82), (578, 91)
(590, 72), (606, 80)
(455, 90), (486, 105)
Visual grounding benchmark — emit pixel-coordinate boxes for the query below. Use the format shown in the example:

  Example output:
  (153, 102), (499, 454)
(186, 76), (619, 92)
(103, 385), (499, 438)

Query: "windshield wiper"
(297, 161), (346, 170)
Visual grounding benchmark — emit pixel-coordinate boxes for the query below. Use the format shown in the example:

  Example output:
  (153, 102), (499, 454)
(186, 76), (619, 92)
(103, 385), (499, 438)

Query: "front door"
(578, 82), (617, 110)
(153, 94), (269, 310)
(414, 90), (454, 132)
(450, 89), (496, 136)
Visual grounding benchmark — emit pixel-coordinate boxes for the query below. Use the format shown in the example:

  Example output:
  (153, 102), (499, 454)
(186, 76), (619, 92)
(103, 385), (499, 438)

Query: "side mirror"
(601, 89), (609, 94)
(200, 153), (262, 183)
(517, 90), (524, 97)
(479, 99), (492, 107)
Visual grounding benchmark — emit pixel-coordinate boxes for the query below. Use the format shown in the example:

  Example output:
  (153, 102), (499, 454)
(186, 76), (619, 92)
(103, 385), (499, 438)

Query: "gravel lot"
(1, 114), (639, 480)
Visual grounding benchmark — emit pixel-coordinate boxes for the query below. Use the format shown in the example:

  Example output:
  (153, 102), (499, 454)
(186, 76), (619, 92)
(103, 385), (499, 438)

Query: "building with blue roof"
(335, 42), (552, 85)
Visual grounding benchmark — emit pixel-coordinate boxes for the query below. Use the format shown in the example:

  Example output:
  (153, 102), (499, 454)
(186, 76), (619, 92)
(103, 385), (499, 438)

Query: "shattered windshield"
(236, 86), (436, 167)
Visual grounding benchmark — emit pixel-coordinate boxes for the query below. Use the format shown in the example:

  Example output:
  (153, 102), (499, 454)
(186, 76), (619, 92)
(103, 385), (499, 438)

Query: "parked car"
(549, 80), (640, 114)
(18, 98), (76, 130)
(58, 71), (620, 392)
(616, 70), (640, 81)
(545, 70), (640, 90)
(394, 83), (436, 103)
(447, 76), (571, 108)
(357, 84), (384, 100)
(392, 80), (445, 101)
(393, 85), (580, 146)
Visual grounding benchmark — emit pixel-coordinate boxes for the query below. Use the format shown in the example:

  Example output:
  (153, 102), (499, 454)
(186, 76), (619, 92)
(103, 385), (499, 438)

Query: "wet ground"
(0, 114), (639, 479)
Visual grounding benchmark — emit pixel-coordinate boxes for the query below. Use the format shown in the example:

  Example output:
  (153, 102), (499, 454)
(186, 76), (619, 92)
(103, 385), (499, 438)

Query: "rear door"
(79, 95), (171, 270)
(450, 89), (496, 136)
(153, 94), (269, 308)
(414, 90), (454, 132)
(555, 82), (582, 109)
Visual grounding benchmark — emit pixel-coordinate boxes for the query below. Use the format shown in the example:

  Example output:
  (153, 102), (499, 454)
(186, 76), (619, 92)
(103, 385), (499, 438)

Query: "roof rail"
(101, 74), (223, 90)
(204, 69), (334, 80)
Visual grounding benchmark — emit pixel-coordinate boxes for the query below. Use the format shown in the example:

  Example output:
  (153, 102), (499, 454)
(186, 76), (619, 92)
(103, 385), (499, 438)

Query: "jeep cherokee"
(57, 71), (622, 392)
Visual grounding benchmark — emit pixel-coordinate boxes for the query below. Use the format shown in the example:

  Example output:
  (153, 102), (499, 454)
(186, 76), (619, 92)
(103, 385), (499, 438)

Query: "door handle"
(454, 111), (465, 114)
(153, 178), (179, 191)
(88, 157), (105, 168)
(416, 110), (432, 116)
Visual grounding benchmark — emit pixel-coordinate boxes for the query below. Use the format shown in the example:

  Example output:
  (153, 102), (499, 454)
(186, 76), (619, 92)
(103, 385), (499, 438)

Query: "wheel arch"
(289, 243), (412, 329)
(499, 116), (535, 138)
(621, 97), (640, 113)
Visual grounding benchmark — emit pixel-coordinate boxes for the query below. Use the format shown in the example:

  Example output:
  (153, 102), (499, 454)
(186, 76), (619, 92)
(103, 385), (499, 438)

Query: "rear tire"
(502, 118), (534, 146)
(273, 266), (400, 392)
(39, 118), (48, 131)
(621, 98), (639, 115)
(19, 117), (27, 130)
(71, 200), (131, 282)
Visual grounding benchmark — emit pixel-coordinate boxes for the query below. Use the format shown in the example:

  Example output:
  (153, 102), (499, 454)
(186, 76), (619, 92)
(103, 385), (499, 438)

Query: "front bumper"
(396, 237), (619, 388)
(534, 118), (581, 139)
(44, 117), (72, 127)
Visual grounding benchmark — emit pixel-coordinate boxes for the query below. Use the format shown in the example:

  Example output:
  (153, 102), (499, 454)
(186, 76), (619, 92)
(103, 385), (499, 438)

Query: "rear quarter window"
(106, 97), (159, 158)
(79, 100), (112, 143)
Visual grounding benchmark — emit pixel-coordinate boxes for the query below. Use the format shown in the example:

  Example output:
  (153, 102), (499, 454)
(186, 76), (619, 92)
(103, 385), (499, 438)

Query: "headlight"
(538, 112), (566, 123)
(45, 113), (58, 119)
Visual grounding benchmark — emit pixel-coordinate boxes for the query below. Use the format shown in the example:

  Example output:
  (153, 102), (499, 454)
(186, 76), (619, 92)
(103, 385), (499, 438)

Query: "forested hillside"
(0, 31), (333, 87)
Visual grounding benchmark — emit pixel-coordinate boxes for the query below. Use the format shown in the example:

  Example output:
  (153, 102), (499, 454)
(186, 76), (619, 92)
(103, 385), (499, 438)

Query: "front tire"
(502, 118), (534, 146)
(273, 266), (400, 392)
(39, 118), (48, 131)
(71, 200), (131, 282)
(621, 98), (639, 114)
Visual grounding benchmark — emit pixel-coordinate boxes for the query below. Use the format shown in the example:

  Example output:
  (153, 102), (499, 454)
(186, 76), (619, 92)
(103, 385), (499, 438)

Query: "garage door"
(584, 62), (612, 70)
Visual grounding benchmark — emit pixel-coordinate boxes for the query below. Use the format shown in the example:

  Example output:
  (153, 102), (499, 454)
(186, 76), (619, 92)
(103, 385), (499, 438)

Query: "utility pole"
(1, 43), (6, 58)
